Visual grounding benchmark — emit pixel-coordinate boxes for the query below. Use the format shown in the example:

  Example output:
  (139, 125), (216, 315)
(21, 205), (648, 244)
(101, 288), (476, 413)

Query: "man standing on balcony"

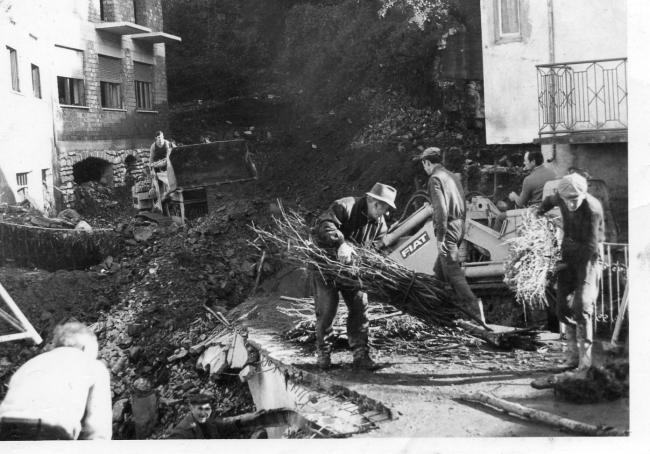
(533, 174), (604, 385)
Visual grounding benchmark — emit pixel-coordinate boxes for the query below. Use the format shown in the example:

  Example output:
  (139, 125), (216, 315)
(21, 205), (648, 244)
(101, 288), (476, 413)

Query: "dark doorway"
(73, 157), (113, 186)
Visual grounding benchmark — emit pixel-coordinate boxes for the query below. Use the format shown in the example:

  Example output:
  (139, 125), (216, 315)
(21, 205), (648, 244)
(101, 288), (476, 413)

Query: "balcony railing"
(536, 58), (627, 136)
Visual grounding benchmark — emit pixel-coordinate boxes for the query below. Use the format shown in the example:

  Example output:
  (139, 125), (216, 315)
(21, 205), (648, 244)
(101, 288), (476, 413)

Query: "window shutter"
(54, 46), (84, 79)
(134, 62), (153, 82)
(98, 55), (122, 83)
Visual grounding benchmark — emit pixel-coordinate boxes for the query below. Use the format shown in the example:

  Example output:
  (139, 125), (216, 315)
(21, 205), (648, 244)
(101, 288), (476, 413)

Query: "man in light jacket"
(0, 322), (112, 440)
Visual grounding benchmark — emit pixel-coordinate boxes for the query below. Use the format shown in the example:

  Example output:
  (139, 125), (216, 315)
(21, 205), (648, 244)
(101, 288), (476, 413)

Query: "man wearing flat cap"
(537, 173), (604, 375)
(311, 182), (397, 370)
(415, 147), (482, 320)
(168, 393), (296, 439)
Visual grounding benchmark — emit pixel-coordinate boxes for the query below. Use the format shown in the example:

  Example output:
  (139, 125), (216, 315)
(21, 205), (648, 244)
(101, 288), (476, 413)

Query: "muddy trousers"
(433, 220), (479, 312)
(556, 258), (601, 370)
(311, 272), (369, 355)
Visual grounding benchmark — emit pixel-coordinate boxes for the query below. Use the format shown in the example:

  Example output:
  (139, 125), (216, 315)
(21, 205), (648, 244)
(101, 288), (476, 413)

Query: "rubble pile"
(86, 197), (273, 438)
(352, 89), (483, 151)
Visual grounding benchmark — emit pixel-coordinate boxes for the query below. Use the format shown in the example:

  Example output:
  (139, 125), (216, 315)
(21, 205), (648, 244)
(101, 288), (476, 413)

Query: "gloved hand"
(337, 242), (355, 264)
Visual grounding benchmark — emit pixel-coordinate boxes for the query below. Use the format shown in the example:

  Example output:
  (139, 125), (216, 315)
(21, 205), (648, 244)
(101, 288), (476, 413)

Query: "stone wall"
(58, 147), (151, 206)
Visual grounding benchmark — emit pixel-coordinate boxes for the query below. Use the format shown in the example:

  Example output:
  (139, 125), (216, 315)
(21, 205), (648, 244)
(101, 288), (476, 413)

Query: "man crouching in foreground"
(311, 182), (397, 370)
(0, 322), (112, 440)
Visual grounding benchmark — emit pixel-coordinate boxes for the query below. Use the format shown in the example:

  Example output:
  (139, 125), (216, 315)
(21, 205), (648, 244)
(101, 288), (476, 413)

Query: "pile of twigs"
(504, 210), (561, 309)
(277, 296), (480, 355)
(252, 207), (486, 328)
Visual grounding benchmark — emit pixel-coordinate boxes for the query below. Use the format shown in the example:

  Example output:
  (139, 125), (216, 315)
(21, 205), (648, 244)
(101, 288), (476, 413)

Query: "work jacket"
(0, 347), (112, 440)
(539, 192), (605, 264)
(427, 164), (466, 242)
(167, 409), (294, 439)
(313, 196), (387, 250)
(167, 413), (240, 439)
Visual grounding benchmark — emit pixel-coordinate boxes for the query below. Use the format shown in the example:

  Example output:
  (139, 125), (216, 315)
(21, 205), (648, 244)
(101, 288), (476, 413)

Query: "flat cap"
(413, 147), (441, 161)
(558, 173), (588, 198)
(186, 393), (212, 405)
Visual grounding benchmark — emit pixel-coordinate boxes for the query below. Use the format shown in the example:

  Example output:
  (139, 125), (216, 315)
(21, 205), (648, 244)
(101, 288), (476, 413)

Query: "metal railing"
(596, 242), (628, 334)
(537, 58), (627, 136)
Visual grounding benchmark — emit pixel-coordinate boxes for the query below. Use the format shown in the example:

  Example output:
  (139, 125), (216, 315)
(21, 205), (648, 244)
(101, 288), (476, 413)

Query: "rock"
(133, 226), (154, 242)
(75, 220), (93, 231)
(167, 348), (188, 363)
(58, 208), (82, 224)
(127, 323), (144, 337)
(112, 398), (130, 422)
(128, 346), (143, 360)
(111, 356), (128, 374)
(40, 310), (53, 321)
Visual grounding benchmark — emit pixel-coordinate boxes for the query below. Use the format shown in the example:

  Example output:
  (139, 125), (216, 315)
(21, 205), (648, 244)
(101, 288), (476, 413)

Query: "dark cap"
(186, 393), (212, 405)
(412, 147), (441, 161)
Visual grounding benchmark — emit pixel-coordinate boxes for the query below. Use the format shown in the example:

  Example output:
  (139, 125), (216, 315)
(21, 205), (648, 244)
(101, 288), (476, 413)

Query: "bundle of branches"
(252, 207), (485, 329)
(0, 221), (120, 271)
(504, 210), (561, 309)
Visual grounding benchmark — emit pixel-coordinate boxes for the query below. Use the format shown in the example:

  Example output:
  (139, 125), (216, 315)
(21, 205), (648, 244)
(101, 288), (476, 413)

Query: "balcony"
(536, 58), (627, 143)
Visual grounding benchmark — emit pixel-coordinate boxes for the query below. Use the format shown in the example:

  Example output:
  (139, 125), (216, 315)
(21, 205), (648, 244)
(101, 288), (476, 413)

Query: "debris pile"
(73, 182), (119, 212)
(553, 360), (629, 404)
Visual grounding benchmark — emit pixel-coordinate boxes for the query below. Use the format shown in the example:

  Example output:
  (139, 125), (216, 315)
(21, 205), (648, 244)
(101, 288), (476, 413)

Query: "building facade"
(0, 0), (180, 213)
(479, 0), (627, 239)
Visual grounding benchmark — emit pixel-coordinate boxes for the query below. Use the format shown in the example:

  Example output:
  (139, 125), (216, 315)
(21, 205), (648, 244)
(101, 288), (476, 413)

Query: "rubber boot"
(316, 346), (331, 370)
(576, 322), (593, 372)
(561, 325), (579, 369)
(352, 347), (379, 371)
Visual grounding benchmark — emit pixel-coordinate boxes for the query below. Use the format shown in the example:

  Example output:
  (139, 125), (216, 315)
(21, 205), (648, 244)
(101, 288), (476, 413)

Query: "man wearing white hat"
(312, 182), (397, 370)
(536, 173), (604, 376)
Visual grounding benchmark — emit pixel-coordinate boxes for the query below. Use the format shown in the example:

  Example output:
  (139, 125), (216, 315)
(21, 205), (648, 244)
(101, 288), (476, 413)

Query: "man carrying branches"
(311, 182), (397, 370)
(535, 173), (604, 378)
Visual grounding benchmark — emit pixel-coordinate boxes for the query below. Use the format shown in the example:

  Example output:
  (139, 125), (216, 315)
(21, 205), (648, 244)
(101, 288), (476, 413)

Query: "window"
(58, 76), (85, 105)
(55, 46), (85, 106)
(135, 81), (152, 109)
(98, 55), (122, 109)
(16, 172), (28, 201)
(497, 0), (521, 40)
(7, 46), (19, 92)
(31, 64), (41, 98)
(134, 62), (154, 110)
(100, 81), (122, 108)
(100, 0), (106, 21)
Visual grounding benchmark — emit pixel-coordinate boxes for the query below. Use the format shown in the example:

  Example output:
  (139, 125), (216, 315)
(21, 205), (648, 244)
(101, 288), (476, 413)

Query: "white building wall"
(553, 0), (626, 62)
(480, 0), (627, 145)
(0, 1), (56, 212)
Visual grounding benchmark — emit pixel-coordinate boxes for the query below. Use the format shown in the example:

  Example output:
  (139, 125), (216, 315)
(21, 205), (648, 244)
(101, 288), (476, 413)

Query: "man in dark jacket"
(312, 182), (397, 370)
(168, 394), (295, 439)
(414, 147), (482, 319)
(537, 173), (604, 374)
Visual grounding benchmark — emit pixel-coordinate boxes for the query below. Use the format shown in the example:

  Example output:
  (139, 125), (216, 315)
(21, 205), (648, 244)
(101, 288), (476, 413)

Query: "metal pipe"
(463, 262), (506, 279)
(536, 57), (627, 68)
(547, 0), (555, 64)
(381, 203), (433, 249)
